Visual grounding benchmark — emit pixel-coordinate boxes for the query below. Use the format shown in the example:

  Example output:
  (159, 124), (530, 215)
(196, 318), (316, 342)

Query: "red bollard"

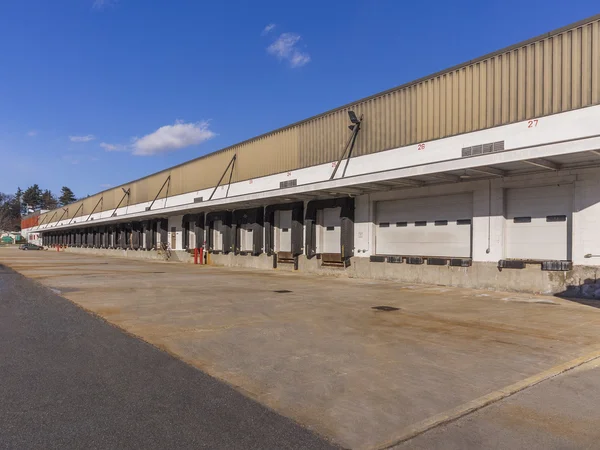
(199, 247), (203, 265)
(194, 248), (199, 265)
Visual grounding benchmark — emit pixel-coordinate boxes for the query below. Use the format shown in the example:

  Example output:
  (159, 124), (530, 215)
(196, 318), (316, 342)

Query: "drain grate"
(372, 305), (400, 312)
(273, 290), (293, 293)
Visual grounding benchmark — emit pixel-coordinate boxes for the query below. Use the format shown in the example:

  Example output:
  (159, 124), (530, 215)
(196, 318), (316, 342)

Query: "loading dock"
(305, 198), (354, 266)
(181, 213), (204, 251)
(375, 194), (473, 258)
(505, 185), (572, 261)
(316, 207), (342, 255)
(275, 210), (292, 254)
(206, 211), (233, 254)
(264, 202), (303, 264)
(233, 207), (264, 256)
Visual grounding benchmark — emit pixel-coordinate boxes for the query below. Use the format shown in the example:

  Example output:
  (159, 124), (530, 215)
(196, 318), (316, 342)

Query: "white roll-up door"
(316, 207), (342, 254)
(505, 185), (572, 260)
(212, 220), (223, 251)
(240, 228), (253, 252)
(375, 193), (473, 257)
(274, 210), (292, 252)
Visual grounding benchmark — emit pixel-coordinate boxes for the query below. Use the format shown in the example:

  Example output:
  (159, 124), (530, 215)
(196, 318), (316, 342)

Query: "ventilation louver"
(462, 141), (505, 157)
(280, 179), (297, 189)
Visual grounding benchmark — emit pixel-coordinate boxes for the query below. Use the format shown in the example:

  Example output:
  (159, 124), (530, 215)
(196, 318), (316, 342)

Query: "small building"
(20, 211), (46, 246)
(0, 232), (24, 244)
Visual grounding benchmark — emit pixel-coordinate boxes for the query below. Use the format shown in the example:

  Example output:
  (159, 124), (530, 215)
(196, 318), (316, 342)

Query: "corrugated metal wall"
(39, 16), (600, 224)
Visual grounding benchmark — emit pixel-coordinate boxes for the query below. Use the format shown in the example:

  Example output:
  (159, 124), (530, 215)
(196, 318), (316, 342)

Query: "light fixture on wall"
(459, 170), (472, 179)
(348, 110), (360, 130)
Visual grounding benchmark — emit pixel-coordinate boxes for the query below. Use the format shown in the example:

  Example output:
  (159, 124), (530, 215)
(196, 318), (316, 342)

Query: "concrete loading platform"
(3, 248), (600, 449)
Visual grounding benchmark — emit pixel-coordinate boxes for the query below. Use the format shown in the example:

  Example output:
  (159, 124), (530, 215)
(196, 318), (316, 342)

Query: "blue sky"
(0, 0), (597, 198)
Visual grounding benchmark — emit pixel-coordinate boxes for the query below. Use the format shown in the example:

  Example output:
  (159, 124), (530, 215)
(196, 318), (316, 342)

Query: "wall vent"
(462, 140), (505, 157)
(471, 144), (483, 155)
(194, 196), (203, 203)
(280, 179), (297, 189)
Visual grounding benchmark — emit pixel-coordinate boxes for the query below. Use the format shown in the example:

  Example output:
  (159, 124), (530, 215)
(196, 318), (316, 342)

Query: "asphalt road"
(0, 264), (337, 450)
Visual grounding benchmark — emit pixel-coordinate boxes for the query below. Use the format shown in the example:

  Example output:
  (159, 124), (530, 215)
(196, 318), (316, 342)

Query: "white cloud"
(131, 121), (215, 156)
(92, 0), (117, 10)
(27, 130), (38, 137)
(99, 121), (215, 156)
(267, 33), (311, 68)
(69, 134), (96, 142)
(100, 142), (127, 152)
(261, 23), (276, 35)
(290, 51), (311, 68)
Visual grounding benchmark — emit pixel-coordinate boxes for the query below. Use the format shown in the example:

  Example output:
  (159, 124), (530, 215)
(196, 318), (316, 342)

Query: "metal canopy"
(39, 148), (600, 232)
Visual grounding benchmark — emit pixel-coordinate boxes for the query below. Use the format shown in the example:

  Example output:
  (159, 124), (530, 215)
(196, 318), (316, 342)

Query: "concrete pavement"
(3, 248), (600, 449)
(394, 358), (600, 449)
(0, 263), (337, 449)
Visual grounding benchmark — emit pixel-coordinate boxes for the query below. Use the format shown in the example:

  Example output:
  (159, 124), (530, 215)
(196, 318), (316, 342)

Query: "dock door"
(306, 197), (354, 266)
(233, 207), (264, 256)
(265, 202), (304, 265)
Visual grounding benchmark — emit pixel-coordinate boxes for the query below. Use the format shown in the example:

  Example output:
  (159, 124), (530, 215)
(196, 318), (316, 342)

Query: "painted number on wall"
(417, 143), (426, 151)
(527, 119), (539, 128)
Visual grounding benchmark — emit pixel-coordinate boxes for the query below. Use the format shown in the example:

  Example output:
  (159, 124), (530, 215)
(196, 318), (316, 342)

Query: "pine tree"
(14, 187), (24, 215)
(41, 190), (58, 210)
(59, 186), (77, 206)
(22, 184), (42, 212)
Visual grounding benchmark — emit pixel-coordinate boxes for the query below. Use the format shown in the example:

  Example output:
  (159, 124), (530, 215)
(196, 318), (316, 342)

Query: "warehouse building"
(23, 15), (600, 294)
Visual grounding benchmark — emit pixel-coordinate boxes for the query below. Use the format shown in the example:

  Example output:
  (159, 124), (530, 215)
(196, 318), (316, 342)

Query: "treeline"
(18, 185), (77, 212)
(0, 185), (77, 231)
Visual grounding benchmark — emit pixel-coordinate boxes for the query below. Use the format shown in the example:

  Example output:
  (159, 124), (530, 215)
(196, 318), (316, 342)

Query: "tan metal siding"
(572, 27), (582, 110)
(543, 38), (553, 115)
(592, 20), (600, 105)
(553, 35), (562, 113)
(562, 31), (572, 112)
(518, 46), (527, 121)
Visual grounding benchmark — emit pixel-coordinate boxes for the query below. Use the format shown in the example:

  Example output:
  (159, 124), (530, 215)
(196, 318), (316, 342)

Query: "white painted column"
(353, 194), (372, 257)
